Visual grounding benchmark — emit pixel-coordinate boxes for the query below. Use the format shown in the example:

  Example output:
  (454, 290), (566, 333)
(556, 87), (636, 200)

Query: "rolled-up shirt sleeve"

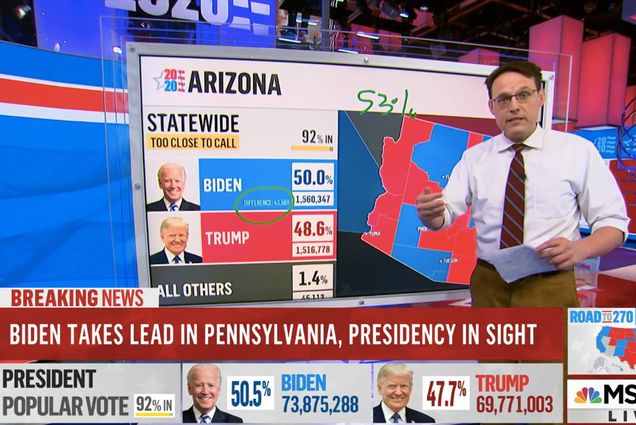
(579, 145), (630, 241)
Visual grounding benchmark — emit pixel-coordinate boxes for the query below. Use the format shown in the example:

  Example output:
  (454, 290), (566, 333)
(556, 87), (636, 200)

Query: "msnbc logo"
(575, 387), (603, 404)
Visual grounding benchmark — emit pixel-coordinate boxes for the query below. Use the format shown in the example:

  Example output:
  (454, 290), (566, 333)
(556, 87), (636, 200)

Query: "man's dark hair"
(485, 61), (543, 99)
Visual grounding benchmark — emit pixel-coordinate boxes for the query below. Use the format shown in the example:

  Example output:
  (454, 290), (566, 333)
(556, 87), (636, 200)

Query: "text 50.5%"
(228, 377), (275, 410)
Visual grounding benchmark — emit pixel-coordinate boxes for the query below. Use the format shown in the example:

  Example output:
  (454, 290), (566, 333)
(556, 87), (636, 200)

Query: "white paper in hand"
(483, 245), (558, 283)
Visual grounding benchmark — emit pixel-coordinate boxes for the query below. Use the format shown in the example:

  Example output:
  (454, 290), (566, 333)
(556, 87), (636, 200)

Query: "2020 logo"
(154, 69), (186, 92)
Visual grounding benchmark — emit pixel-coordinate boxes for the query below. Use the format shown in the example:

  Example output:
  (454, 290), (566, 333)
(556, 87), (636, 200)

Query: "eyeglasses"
(491, 89), (538, 109)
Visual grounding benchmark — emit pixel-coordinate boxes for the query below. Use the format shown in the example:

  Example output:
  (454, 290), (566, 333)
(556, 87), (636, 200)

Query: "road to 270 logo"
(154, 69), (186, 92)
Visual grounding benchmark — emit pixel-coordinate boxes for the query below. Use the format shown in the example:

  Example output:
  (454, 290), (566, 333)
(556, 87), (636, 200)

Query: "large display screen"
(126, 43), (554, 305)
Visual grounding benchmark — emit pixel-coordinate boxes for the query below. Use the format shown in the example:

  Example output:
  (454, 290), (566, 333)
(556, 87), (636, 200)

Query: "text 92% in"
(133, 394), (175, 417)
(302, 129), (334, 144)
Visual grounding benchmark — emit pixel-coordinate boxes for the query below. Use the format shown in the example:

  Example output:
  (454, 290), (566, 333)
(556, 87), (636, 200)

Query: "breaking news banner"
(0, 289), (570, 423)
(0, 306), (563, 360)
(0, 288), (160, 308)
(567, 308), (636, 423)
(0, 362), (563, 423)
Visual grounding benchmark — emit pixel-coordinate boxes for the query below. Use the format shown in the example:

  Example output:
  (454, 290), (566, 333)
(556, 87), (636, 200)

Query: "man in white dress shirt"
(416, 60), (629, 307)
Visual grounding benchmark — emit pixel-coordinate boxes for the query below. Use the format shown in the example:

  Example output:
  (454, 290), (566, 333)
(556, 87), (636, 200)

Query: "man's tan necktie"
(500, 144), (526, 248)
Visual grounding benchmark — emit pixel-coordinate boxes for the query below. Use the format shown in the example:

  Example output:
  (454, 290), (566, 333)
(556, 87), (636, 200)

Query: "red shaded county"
(607, 327), (636, 344)
(404, 161), (441, 206)
(453, 212), (471, 226)
(361, 214), (398, 256)
(607, 327), (636, 369)
(363, 192), (402, 255)
(618, 352), (636, 369)
(467, 131), (486, 149)
(379, 118), (434, 194)
(447, 255), (477, 285)
(418, 227), (453, 250)
(452, 226), (477, 257)
(418, 210), (473, 252)
(366, 192), (402, 228)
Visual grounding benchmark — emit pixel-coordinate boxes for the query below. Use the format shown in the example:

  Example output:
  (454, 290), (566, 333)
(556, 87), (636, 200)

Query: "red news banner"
(0, 306), (563, 361)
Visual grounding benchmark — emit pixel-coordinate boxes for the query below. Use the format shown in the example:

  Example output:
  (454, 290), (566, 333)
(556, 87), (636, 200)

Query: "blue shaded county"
(392, 244), (451, 282)
(395, 204), (422, 247)
(596, 326), (611, 353)
(614, 331), (636, 356)
(616, 339), (628, 356)
(412, 124), (469, 188)
(338, 112), (385, 233)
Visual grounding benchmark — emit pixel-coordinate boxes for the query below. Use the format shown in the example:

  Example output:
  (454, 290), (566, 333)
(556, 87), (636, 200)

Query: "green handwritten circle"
(233, 186), (295, 225)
